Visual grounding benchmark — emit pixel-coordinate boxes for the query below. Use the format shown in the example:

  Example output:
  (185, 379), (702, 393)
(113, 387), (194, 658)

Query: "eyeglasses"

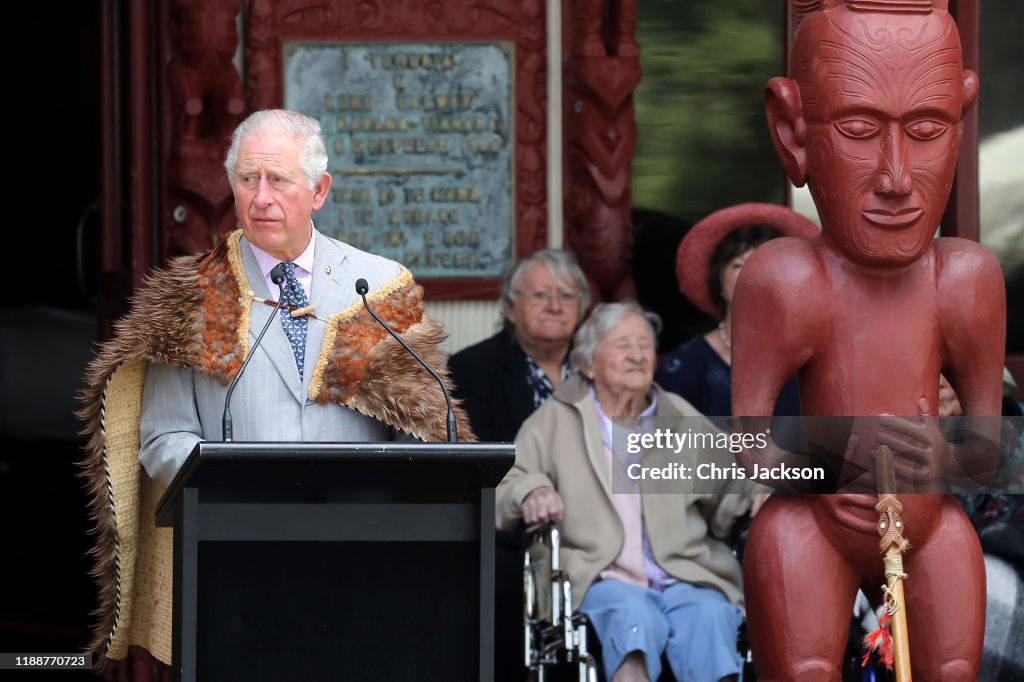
(514, 289), (581, 306)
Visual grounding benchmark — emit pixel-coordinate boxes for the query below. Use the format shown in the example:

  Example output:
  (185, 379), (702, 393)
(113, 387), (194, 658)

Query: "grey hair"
(500, 249), (591, 327)
(224, 109), (328, 191)
(570, 301), (661, 372)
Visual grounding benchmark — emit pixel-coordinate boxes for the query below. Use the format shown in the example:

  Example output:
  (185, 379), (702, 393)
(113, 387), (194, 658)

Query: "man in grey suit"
(139, 109), (415, 487)
(80, 109), (469, 668)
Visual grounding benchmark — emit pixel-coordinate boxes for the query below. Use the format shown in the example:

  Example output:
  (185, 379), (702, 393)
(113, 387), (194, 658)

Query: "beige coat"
(496, 374), (753, 611)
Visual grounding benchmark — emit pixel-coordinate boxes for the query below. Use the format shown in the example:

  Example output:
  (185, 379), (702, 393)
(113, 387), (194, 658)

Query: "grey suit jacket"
(139, 230), (404, 487)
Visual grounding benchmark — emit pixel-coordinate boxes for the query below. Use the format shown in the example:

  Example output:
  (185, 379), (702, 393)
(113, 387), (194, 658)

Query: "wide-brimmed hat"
(676, 202), (820, 317)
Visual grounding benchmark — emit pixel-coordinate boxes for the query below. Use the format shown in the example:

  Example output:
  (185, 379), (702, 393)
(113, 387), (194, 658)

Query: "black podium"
(155, 441), (514, 682)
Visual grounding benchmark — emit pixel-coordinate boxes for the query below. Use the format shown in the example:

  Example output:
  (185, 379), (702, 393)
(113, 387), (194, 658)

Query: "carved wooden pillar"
(162, 0), (246, 258)
(563, 0), (640, 301)
(245, 0), (280, 112)
(516, 0), (550, 256)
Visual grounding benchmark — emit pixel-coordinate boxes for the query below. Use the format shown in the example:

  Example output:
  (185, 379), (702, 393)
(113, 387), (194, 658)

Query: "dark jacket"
(448, 329), (539, 443)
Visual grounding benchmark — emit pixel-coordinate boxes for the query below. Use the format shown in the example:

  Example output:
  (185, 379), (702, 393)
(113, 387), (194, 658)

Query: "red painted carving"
(573, 0), (639, 58)
(516, 0), (549, 257)
(278, 0), (336, 27)
(732, 1), (1003, 679)
(245, 0), (280, 111)
(564, 0), (640, 301)
(163, 0), (246, 257)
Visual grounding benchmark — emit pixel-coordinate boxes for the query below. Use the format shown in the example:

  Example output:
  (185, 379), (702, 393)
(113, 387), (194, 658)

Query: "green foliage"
(632, 0), (786, 222)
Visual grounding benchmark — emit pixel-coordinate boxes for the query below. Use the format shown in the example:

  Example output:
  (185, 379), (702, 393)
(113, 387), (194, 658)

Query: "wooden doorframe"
(99, 0), (161, 338)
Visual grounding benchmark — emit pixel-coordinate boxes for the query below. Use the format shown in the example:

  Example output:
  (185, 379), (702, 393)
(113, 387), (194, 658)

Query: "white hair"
(570, 301), (661, 372)
(224, 109), (328, 191)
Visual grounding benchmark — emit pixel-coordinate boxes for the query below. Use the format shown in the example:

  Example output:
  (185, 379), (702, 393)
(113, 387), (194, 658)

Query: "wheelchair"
(522, 524), (754, 682)
(523, 523), (599, 682)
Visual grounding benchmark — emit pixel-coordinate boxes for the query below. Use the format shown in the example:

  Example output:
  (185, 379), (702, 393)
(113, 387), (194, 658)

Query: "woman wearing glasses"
(449, 249), (591, 443)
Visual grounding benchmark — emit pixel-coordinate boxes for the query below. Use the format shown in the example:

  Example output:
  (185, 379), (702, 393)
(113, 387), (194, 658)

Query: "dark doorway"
(0, 4), (102, 677)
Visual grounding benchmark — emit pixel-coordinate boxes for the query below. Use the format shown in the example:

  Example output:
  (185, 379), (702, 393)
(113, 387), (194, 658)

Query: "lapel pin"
(325, 265), (332, 275)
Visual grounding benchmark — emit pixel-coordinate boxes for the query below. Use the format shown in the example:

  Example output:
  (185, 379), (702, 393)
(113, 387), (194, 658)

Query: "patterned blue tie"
(277, 262), (309, 379)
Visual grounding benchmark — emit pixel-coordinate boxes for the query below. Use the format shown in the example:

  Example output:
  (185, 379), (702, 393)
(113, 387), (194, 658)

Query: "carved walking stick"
(864, 444), (912, 681)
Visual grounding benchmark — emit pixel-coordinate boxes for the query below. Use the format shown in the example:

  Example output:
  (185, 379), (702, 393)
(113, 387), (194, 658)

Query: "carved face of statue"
(774, 7), (977, 266)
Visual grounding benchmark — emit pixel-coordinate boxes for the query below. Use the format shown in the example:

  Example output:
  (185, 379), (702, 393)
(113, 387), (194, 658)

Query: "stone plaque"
(284, 42), (515, 279)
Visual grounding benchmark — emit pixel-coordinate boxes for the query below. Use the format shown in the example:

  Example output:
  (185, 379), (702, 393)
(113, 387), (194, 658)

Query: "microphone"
(355, 278), (458, 442)
(222, 264), (288, 441)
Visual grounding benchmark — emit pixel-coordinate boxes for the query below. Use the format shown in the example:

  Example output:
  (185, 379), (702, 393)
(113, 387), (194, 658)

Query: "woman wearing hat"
(655, 203), (818, 417)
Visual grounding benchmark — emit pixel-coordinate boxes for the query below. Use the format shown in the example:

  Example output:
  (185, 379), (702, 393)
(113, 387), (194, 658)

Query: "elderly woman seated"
(496, 302), (751, 682)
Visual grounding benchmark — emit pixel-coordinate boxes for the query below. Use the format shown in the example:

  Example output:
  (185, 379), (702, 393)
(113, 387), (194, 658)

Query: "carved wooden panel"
(161, 0), (246, 259)
(563, 0), (640, 300)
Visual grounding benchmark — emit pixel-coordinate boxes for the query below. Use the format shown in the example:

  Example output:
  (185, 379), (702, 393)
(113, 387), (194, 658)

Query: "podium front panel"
(198, 541), (478, 681)
(165, 443), (513, 681)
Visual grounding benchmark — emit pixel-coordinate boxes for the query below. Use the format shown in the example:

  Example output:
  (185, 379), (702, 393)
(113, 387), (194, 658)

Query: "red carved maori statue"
(164, 0), (246, 257)
(564, 0), (640, 300)
(731, 1), (1005, 680)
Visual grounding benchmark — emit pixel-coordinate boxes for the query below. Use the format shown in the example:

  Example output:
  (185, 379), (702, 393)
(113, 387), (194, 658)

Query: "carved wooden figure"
(167, 0), (245, 157)
(564, 0), (641, 300)
(731, 1), (1005, 679)
(515, 0), (550, 255)
(165, 0), (246, 257)
(245, 0), (280, 112)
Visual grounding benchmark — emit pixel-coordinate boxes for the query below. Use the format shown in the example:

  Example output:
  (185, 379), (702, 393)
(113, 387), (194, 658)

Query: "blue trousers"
(579, 580), (743, 682)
